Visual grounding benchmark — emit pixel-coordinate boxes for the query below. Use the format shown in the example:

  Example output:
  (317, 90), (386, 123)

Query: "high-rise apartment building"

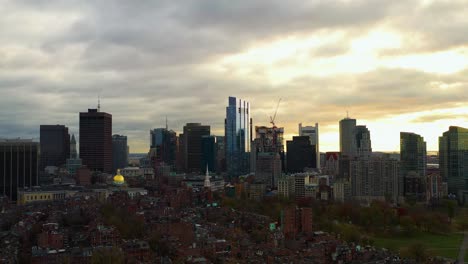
(79, 109), (112, 173)
(112, 134), (128, 173)
(400, 132), (427, 200)
(40, 125), (70, 170)
(339, 117), (357, 157)
(299, 123), (319, 168)
(286, 136), (316, 173)
(0, 139), (39, 201)
(225, 96), (252, 177)
(182, 123), (210, 173)
(439, 126), (468, 194)
(350, 157), (399, 202)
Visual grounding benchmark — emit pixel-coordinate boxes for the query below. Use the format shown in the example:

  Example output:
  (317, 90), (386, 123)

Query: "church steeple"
(204, 165), (211, 189)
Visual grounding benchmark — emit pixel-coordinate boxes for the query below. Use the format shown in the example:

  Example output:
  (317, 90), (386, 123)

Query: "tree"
(402, 243), (431, 263)
(91, 247), (124, 264)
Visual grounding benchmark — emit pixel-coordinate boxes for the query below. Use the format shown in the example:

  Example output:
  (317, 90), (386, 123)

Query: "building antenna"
(346, 110), (349, 118)
(98, 94), (101, 112)
(165, 116), (168, 130)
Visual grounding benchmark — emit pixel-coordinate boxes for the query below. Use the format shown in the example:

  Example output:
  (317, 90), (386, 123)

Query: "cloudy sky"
(1, 0), (467, 153)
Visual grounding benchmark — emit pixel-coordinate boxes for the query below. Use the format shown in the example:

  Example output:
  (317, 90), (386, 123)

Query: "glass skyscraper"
(225, 96), (251, 177)
(439, 126), (468, 195)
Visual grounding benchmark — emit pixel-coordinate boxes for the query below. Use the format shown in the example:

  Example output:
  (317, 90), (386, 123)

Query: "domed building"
(113, 169), (125, 186)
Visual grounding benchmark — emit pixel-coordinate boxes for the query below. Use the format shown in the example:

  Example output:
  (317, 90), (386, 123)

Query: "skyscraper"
(0, 139), (39, 201)
(79, 108), (112, 173)
(182, 123), (210, 173)
(400, 132), (427, 200)
(439, 126), (468, 195)
(40, 125), (70, 170)
(299, 123), (319, 168)
(201, 135), (216, 172)
(339, 117), (357, 157)
(150, 128), (177, 168)
(356, 125), (372, 158)
(112, 134), (128, 173)
(225, 96), (251, 177)
(286, 136), (316, 173)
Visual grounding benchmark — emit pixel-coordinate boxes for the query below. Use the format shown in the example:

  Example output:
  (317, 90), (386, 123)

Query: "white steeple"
(204, 165), (211, 189)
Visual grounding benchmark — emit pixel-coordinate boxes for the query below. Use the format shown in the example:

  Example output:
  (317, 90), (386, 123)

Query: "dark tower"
(0, 139), (39, 201)
(79, 108), (112, 173)
(40, 125), (70, 170)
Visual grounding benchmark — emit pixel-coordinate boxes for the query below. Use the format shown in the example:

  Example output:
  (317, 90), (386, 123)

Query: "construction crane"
(269, 98), (282, 128)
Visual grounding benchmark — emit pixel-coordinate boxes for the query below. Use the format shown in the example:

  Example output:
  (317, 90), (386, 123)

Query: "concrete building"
(299, 123), (320, 168)
(182, 123), (210, 173)
(350, 157), (400, 203)
(79, 108), (112, 173)
(112, 134), (128, 173)
(324, 152), (340, 176)
(439, 126), (468, 195)
(255, 152), (281, 188)
(333, 180), (352, 203)
(0, 139), (39, 201)
(225, 96), (251, 178)
(286, 136), (316, 173)
(40, 125), (70, 170)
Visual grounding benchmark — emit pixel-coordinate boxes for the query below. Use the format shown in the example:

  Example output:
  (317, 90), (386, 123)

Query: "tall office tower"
(40, 125), (70, 170)
(356, 125), (372, 158)
(79, 108), (112, 173)
(215, 136), (226, 173)
(439, 126), (468, 194)
(112, 135), (128, 173)
(286, 136), (316, 173)
(299, 123), (320, 168)
(182, 123), (210, 173)
(225, 96), (252, 177)
(201, 135), (216, 172)
(70, 134), (78, 159)
(66, 134), (82, 176)
(339, 117), (357, 157)
(0, 139), (39, 201)
(150, 128), (177, 167)
(400, 132), (427, 200)
(350, 157), (399, 202)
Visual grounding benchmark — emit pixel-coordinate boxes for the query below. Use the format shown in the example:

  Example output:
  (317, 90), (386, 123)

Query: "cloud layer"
(0, 0), (467, 152)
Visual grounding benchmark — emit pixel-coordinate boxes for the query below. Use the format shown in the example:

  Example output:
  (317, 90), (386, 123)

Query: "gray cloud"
(0, 0), (467, 151)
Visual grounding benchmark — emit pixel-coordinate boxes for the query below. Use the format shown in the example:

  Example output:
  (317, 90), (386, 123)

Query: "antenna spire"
(98, 95), (101, 112)
(346, 110), (349, 118)
(165, 116), (168, 130)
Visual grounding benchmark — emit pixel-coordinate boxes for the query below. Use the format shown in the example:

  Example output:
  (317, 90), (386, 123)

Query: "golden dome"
(113, 169), (125, 185)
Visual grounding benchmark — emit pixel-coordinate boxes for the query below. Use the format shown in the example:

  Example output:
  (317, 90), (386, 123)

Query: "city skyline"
(0, 1), (467, 153)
